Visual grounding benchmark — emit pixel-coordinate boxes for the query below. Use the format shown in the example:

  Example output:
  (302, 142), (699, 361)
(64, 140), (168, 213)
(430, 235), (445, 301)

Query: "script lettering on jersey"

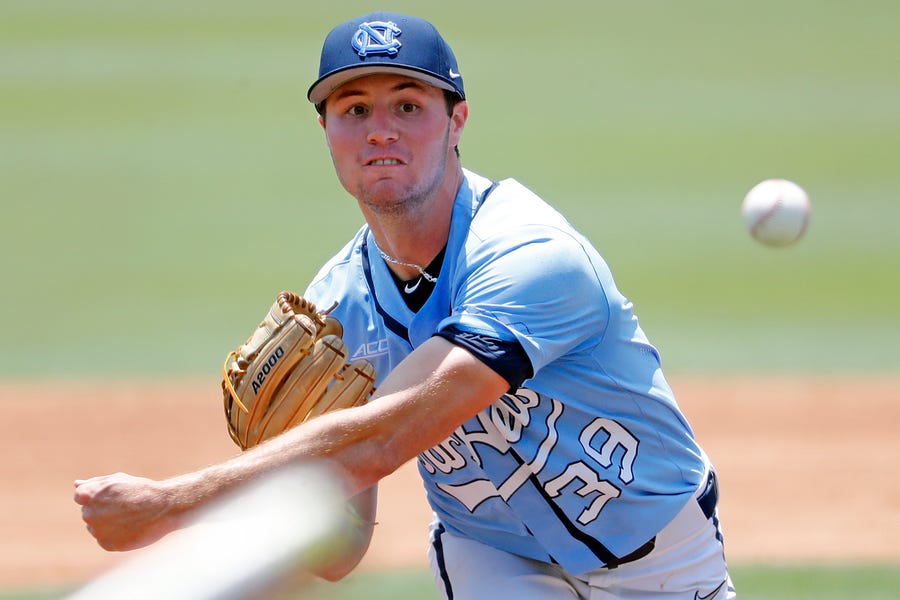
(419, 389), (541, 476)
(419, 388), (640, 525)
(251, 345), (285, 395)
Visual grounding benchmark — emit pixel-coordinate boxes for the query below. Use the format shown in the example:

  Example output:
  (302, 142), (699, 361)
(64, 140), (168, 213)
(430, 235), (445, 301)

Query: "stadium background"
(1, 1), (897, 598)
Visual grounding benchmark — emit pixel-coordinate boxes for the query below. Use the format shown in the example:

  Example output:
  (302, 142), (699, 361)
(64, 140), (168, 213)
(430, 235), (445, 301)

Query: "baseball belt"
(608, 470), (719, 569)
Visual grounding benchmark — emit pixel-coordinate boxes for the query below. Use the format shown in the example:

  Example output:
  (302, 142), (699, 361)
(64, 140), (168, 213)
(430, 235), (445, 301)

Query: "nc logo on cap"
(352, 21), (402, 57)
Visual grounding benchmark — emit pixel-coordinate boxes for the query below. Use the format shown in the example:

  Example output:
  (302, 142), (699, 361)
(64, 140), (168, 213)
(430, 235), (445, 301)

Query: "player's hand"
(73, 472), (182, 551)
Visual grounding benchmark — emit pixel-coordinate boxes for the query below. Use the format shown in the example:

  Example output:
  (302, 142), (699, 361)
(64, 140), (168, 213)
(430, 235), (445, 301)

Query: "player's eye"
(347, 105), (368, 116)
(398, 102), (418, 114)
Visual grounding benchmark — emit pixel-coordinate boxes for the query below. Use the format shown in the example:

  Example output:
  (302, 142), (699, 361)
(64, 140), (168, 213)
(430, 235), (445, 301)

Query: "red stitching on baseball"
(750, 193), (784, 239)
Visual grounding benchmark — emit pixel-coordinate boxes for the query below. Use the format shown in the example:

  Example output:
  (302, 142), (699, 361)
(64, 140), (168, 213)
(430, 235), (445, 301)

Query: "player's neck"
(372, 232), (448, 282)
(365, 165), (461, 279)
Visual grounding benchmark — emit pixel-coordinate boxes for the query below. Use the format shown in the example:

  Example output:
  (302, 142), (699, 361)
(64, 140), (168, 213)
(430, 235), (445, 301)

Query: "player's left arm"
(239, 335), (512, 495)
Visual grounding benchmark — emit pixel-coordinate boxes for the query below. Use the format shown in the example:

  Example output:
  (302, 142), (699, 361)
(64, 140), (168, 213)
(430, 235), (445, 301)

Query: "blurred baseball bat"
(66, 463), (351, 600)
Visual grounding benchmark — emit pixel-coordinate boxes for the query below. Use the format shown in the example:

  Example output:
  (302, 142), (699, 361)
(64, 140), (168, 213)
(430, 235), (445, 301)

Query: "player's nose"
(366, 109), (399, 146)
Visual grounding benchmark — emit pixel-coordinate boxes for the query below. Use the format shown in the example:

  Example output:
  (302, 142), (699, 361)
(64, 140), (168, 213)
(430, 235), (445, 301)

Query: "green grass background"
(4, 564), (900, 600)
(1, 0), (897, 597)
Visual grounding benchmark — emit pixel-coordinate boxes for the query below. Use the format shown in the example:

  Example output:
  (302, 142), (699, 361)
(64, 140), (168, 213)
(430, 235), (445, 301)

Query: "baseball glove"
(222, 291), (376, 450)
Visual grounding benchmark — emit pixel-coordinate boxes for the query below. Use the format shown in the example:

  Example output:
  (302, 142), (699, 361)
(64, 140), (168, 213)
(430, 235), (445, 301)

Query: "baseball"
(741, 178), (811, 247)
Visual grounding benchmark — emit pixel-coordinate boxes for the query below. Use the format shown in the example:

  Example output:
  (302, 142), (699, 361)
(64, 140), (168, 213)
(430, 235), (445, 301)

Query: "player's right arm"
(74, 336), (510, 563)
(73, 474), (377, 581)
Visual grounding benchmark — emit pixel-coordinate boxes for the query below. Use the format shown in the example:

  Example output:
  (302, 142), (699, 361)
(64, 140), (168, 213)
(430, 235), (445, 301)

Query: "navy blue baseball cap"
(308, 12), (465, 109)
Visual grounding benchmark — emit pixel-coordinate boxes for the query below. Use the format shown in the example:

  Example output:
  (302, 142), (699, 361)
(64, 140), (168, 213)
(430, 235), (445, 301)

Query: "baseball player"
(75, 12), (736, 599)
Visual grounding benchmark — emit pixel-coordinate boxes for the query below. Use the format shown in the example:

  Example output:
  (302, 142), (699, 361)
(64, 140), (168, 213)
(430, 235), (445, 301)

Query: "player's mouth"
(365, 158), (403, 166)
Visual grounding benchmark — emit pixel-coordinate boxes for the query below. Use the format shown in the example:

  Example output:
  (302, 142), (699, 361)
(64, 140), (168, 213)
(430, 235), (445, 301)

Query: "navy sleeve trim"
(435, 324), (533, 391)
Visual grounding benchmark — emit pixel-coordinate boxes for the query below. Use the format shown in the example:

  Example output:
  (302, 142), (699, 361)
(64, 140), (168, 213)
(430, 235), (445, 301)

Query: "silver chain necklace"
(374, 242), (438, 283)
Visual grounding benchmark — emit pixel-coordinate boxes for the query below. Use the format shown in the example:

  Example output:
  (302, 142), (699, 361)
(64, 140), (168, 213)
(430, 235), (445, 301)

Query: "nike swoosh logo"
(404, 278), (422, 294)
(694, 579), (728, 600)
(448, 68), (462, 79)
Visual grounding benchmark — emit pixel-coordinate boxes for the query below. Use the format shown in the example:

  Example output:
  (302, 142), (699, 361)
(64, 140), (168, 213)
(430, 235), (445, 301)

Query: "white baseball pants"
(427, 474), (736, 599)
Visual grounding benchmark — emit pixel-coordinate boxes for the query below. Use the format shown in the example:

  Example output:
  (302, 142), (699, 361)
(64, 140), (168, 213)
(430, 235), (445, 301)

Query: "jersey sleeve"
(438, 227), (611, 377)
(434, 324), (533, 390)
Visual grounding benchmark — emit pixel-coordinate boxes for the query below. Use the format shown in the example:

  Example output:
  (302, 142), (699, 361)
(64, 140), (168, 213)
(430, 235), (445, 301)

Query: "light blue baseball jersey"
(304, 169), (707, 576)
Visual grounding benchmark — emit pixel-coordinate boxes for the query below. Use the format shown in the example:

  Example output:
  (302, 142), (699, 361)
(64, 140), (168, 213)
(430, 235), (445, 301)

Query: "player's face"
(320, 74), (466, 217)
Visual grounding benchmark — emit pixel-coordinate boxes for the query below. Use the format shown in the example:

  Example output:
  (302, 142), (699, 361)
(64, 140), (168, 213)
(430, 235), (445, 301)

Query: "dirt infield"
(2, 375), (897, 588)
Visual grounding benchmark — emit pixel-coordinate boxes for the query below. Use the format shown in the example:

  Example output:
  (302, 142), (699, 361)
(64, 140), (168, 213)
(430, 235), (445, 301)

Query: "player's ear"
(318, 114), (333, 152)
(449, 100), (468, 148)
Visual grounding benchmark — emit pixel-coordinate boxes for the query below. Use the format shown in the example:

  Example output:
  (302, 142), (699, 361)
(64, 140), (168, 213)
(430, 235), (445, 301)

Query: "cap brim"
(308, 65), (461, 105)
